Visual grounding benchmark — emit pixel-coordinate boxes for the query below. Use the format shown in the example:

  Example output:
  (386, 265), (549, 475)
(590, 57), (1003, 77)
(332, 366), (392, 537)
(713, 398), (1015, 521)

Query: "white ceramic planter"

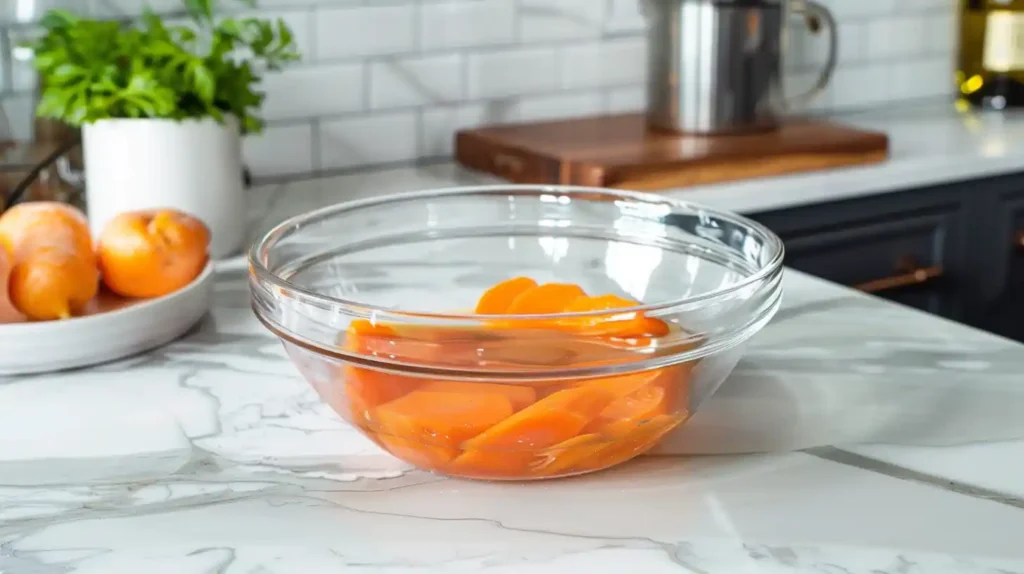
(82, 117), (245, 259)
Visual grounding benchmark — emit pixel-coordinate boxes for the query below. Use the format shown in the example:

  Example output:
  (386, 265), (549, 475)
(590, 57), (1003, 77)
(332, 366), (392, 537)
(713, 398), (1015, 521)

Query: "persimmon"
(0, 202), (95, 265)
(0, 243), (24, 323)
(0, 202), (99, 320)
(97, 209), (210, 299)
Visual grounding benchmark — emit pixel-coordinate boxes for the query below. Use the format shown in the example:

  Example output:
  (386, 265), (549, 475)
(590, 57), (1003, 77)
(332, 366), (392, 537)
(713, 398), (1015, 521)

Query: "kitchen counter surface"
(5, 123), (1024, 571)
(266, 101), (1024, 216)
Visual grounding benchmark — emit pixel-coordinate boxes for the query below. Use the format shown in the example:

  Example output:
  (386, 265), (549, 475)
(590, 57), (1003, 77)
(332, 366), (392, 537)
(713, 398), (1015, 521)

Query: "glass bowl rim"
(248, 184), (786, 322)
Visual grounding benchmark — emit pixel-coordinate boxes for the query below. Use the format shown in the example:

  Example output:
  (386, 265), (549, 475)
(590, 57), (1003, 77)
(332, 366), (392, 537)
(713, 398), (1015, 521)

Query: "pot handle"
(784, 0), (838, 111)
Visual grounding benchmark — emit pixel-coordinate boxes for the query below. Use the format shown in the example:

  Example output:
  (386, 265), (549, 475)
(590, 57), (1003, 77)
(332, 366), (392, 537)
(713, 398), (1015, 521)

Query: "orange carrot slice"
(465, 385), (614, 448)
(375, 390), (515, 449)
(531, 433), (607, 477)
(571, 369), (663, 398)
(420, 380), (537, 412)
(506, 283), (587, 315)
(561, 294), (669, 338)
(377, 434), (457, 472)
(603, 384), (669, 421)
(587, 385), (669, 435)
(451, 385), (615, 478)
(343, 366), (419, 425)
(584, 414), (685, 470)
(475, 276), (538, 314)
(348, 319), (398, 338)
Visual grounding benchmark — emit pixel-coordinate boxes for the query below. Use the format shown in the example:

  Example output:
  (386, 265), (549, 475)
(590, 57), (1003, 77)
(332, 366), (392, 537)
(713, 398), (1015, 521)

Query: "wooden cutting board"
(455, 114), (889, 191)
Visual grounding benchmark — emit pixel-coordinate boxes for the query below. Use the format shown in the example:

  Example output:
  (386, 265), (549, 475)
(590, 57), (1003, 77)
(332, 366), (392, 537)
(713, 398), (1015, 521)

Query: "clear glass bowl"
(249, 185), (784, 481)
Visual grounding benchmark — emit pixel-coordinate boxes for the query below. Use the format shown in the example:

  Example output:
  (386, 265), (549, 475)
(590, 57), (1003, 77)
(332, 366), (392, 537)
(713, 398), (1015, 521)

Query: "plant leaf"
(191, 63), (216, 103)
(29, 4), (299, 131)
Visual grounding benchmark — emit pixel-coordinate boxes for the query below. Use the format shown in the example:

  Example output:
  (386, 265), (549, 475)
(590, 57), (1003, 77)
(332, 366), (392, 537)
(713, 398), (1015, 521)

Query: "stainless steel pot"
(643, 0), (837, 134)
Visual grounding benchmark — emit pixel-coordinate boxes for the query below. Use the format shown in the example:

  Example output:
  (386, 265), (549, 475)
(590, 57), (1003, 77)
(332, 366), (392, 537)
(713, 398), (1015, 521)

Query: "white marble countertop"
(5, 104), (1024, 572)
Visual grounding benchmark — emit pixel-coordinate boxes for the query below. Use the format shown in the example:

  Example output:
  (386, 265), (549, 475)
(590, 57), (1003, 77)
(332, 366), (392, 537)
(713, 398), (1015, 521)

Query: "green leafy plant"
(26, 0), (299, 134)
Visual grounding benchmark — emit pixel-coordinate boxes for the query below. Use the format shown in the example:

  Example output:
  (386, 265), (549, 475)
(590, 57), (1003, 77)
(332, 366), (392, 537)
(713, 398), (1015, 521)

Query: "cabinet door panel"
(975, 189), (1024, 342)
(750, 188), (970, 320)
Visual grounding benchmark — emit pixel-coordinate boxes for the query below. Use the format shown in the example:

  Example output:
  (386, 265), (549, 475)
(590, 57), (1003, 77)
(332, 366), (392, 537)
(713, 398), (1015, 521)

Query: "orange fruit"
(0, 202), (96, 266)
(0, 242), (25, 323)
(97, 209), (211, 299)
(0, 202), (99, 321)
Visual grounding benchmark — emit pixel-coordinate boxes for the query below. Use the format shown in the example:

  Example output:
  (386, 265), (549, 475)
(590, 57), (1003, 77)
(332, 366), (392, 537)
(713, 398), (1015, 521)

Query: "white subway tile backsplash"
(420, 0), (516, 51)
(1, 0), (960, 178)
(865, 16), (928, 60)
(784, 70), (832, 112)
(467, 47), (560, 99)
(0, 94), (34, 140)
(420, 103), (494, 158)
(926, 11), (959, 56)
(896, 0), (956, 14)
(518, 0), (605, 42)
(830, 64), (892, 110)
(370, 54), (464, 110)
(260, 63), (364, 121)
(515, 92), (603, 122)
(560, 38), (646, 89)
(244, 122), (316, 177)
(319, 111), (419, 170)
(316, 4), (416, 59)
(819, 0), (895, 20)
(604, 0), (646, 34)
(788, 19), (864, 71)
(604, 86), (645, 113)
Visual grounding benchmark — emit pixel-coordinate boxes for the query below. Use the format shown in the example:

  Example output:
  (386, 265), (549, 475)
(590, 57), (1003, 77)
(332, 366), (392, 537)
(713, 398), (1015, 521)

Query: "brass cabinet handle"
(855, 257), (944, 294)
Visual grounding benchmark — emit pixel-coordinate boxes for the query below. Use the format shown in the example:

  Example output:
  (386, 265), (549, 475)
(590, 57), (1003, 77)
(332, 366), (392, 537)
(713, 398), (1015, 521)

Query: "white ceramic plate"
(0, 264), (215, 376)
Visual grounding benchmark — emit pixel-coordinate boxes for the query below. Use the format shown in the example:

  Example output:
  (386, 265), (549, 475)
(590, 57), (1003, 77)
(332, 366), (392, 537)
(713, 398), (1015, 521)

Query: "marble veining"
(2, 162), (1024, 572)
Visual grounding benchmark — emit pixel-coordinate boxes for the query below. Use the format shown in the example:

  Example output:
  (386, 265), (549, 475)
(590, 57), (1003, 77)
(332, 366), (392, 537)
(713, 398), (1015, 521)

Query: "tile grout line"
(805, 446), (1024, 511)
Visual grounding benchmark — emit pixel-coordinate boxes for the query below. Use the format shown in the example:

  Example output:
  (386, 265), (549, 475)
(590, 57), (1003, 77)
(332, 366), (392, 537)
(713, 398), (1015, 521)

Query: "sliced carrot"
(561, 294), (669, 338)
(506, 283), (587, 315)
(474, 276), (538, 314)
(451, 385), (614, 477)
(375, 390), (515, 449)
(530, 433), (607, 477)
(448, 448), (537, 478)
(420, 380), (537, 412)
(571, 369), (663, 398)
(348, 319), (398, 338)
(584, 414), (685, 470)
(343, 366), (419, 426)
(377, 434), (457, 472)
(462, 385), (615, 452)
(588, 385), (668, 431)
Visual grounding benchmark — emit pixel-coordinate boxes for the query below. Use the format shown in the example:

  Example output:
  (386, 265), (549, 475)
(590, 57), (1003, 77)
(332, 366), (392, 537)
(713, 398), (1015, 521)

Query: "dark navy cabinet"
(748, 173), (1024, 342)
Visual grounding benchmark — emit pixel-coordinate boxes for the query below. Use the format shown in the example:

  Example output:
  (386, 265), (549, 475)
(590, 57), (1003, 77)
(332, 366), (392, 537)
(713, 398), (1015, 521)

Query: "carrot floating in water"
(531, 433), (607, 477)
(376, 390), (515, 449)
(420, 380), (537, 412)
(506, 282), (587, 314)
(348, 318), (398, 338)
(332, 275), (689, 479)
(561, 294), (670, 338)
(343, 365), (419, 424)
(451, 385), (616, 477)
(584, 414), (685, 470)
(475, 276), (538, 314)
(571, 369), (663, 399)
